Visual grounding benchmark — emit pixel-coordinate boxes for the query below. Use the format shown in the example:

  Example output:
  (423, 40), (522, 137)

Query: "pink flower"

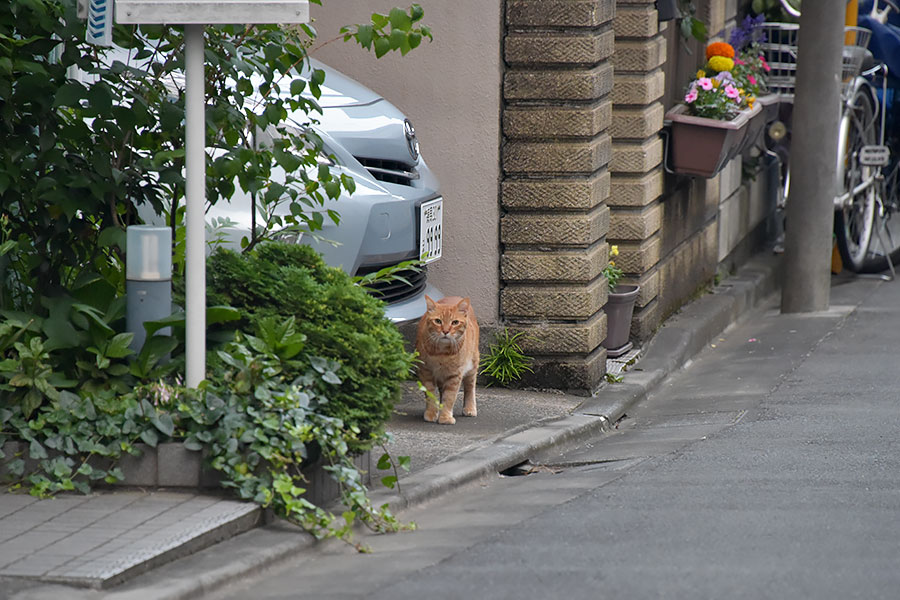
(725, 84), (740, 99)
(735, 58), (746, 65)
(748, 74), (757, 85)
(684, 88), (699, 103)
(760, 56), (770, 72)
(698, 77), (713, 91)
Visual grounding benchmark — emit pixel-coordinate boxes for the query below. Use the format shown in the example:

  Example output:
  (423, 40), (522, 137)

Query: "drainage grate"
(499, 461), (563, 477)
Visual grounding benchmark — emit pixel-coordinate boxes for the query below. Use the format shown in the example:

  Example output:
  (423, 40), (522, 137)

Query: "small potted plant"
(665, 40), (763, 177)
(601, 245), (640, 358)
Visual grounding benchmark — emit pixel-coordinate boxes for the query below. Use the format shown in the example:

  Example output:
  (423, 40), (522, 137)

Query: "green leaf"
(389, 7), (413, 31)
(29, 440), (48, 460)
(373, 37), (391, 58)
(105, 333), (135, 359)
(152, 413), (175, 437)
(355, 24), (374, 49)
(380, 475), (397, 489)
(376, 453), (391, 470)
(53, 81), (86, 108)
(140, 428), (159, 447)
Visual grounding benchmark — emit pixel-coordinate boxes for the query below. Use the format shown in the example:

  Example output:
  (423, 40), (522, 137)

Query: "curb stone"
(11, 253), (781, 600)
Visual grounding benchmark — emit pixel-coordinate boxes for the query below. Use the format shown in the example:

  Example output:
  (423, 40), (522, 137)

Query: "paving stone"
(609, 202), (663, 240)
(609, 103), (664, 139)
(505, 29), (616, 66)
(503, 134), (611, 175)
(501, 205), (609, 247)
(610, 137), (663, 173)
(614, 4), (659, 37)
(504, 63), (614, 102)
(609, 169), (664, 207)
(502, 171), (610, 211)
(613, 36), (667, 72)
(506, 0), (615, 27)
(504, 100), (612, 140)
(501, 277), (609, 319)
(501, 243), (608, 283)
(611, 70), (666, 105)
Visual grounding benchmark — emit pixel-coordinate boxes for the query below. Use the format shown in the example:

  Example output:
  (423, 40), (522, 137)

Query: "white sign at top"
(115, 0), (309, 24)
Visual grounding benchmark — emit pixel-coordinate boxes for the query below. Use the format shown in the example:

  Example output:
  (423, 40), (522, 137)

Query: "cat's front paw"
(438, 414), (456, 425)
(462, 407), (477, 417)
(423, 409), (438, 423)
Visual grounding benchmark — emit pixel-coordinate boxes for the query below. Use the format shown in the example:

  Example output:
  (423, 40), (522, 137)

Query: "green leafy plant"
(603, 245), (625, 292)
(0, 317), (413, 548)
(205, 243), (416, 452)
(339, 4), (433, 58)
(479, 329), (534, 386)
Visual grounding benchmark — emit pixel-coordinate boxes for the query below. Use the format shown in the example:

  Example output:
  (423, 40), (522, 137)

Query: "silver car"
(209, 60), (444, 323)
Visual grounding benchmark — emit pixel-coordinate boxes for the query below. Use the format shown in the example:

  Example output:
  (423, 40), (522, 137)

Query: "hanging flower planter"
(666, 102), (762, 178)
(665, 37), (772, 178)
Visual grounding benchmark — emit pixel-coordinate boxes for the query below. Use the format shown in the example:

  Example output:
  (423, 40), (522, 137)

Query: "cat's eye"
(434, 318), (442, 325)
(452, 320), (460, 325)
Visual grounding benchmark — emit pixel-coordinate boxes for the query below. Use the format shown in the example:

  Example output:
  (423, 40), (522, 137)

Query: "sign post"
(115, 0), (310, 386)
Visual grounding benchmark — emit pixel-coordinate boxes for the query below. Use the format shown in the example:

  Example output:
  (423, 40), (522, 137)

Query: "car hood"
(308, 59), (383, 108)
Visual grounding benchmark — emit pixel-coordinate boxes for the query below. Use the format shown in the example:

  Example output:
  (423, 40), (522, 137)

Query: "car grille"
(358, 264), (427, 304)
(356, 157), (419, 186)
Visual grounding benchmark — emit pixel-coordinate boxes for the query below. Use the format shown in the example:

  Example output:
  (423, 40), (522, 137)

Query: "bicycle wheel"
(834, 89), (878, 272)
(861, 162), (900, 273)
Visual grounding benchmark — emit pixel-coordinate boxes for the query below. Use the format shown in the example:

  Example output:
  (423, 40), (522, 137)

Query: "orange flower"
(705, 41), (735, 60)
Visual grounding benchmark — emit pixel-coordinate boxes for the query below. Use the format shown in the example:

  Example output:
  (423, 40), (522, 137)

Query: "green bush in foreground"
(206, 243), (415, 452)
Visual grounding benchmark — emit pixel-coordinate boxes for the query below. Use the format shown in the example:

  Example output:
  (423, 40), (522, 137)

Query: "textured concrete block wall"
(609, 0), (667, 339)
(501, 0), (617, 392)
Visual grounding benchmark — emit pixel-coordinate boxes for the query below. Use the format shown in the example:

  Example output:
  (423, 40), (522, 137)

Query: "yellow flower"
(712, 79), (721, 88)
(707, 56), (735, 73)
(696, 69), (706, 79)
(610, 245), (619, 257)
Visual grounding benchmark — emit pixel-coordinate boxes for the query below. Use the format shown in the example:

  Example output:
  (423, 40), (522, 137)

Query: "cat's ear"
(425, 295), (436, 311)
(456, 297), (471, 314)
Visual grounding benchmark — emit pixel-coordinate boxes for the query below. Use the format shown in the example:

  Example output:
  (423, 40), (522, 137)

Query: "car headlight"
(404, 119), (420, 162)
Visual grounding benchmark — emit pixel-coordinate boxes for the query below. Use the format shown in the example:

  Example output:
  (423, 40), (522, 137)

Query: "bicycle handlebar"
(779, 0), (801, 18)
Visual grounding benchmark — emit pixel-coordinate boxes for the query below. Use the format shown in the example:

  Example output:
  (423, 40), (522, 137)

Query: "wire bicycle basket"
(758, 23), (872, 101)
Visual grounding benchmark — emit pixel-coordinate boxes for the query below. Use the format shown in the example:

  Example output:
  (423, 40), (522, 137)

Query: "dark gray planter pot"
(602, 284), (640, 358)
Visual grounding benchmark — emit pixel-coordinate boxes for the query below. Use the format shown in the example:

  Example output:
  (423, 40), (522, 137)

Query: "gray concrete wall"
(310, 1), (502, 325)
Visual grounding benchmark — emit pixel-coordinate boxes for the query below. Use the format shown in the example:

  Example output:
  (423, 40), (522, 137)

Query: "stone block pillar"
(610, 0), (666, 339)
(501, 0), (616, 392)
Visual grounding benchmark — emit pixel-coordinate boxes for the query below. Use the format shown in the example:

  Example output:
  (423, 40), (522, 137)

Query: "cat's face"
(423, 296), (470, 349)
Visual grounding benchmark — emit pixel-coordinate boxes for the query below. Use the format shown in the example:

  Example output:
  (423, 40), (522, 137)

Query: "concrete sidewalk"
(0, 252), (782, 599)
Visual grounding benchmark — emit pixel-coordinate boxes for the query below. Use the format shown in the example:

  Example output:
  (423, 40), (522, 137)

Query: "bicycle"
(758, 0), (900, 276)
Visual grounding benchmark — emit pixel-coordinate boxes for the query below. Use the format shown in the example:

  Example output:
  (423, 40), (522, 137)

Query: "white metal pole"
(184, 23), (206, 386)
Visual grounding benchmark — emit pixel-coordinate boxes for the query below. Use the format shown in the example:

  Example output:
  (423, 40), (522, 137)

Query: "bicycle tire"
(860, 162), (900, 273)
(835, 89), (878, 273)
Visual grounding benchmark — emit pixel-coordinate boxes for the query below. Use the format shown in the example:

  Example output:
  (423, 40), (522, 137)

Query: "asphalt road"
(204, 275), (900, 600)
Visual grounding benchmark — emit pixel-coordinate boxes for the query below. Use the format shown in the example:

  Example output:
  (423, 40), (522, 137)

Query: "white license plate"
(419, 198), (442, 263)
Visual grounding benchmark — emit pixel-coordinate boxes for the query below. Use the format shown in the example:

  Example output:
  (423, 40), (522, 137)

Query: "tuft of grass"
(480, 329), (534, 386)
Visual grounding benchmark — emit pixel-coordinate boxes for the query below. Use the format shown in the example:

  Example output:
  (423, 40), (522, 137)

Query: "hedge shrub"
(206, 243), (414, 451)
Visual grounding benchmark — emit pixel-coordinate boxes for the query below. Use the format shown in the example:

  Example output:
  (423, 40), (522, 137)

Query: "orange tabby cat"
(415, 295), (480, 424)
